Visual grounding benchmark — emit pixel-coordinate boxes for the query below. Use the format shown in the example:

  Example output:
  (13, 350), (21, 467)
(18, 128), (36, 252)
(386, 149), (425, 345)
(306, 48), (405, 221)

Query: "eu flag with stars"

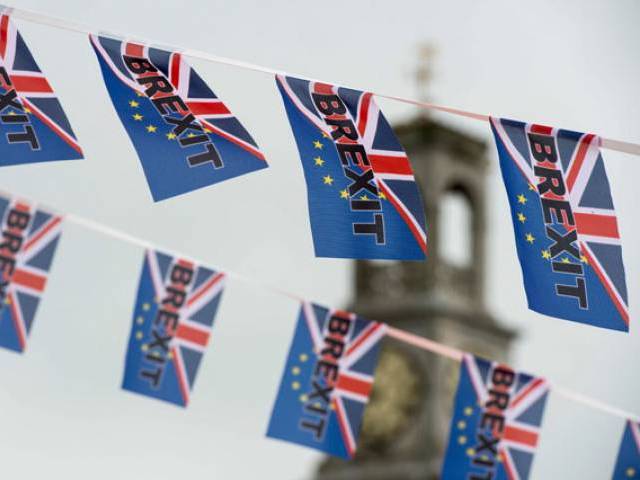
(267, 301), (386, 459)
(612, 420), (640, 479)
(490, 117), (629, 331)
(0, 12), (83, 166)
(122, 249), (225, 407)
(90, 35), (267, 201)
(442, 354), (549, 480)
(0, 192), (62, 353)
(276, 75), (427, 260)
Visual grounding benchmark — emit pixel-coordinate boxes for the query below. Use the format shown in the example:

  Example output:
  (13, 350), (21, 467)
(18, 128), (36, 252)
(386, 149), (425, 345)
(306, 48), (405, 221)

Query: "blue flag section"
(89, 35), (268, 202)
(0, 13), (83, 166)
(442, 354), (549, 480)
(275, 75), (427, 260)
(490, 117), (629, 331)
(267, 301), (386, 459)
(0, 193), (62, 353)
(122, 249), (225, 407)
(612, 421), (640, 479)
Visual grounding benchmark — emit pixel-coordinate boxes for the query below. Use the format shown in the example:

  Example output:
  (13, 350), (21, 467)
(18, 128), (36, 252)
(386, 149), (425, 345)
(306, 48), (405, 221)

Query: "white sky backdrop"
(1, 1), (638, 479)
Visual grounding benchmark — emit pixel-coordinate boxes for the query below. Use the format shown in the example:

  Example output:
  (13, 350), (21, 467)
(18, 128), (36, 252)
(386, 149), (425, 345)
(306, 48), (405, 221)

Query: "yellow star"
(378, 191), (387, 200)
(7, 111), (16, 116)
(580, 255), (589, 264)
(466, 448), (476, 457)
(167, 351), (174, 360)
(458, 435), (467, 445)
(299, 353), (308, 362)
(291, 381), (301, 391)
(323, 175), (334, 185)
(314, 156), (325, 166)
(187, 132), (195, 138)
(528, 183), (537, 191)
(291, 366), (301, 375)
(517, 212), (526, 223)
(136, 316), (144, 325)
(146, 125), (157, 133)
(463, 406), (473, 416)
(541, 250), (551, 260)
(24, 107), (31, 114)
(517, 194), (527, 205)
(561, 257), (571, 264)
(299, 394), (308, 403)
(340, 189), (349, 199)
(360, 194), (370, 200)
(129, 100), (140, 108)
(525, 233), (535, 244)
(136, 91), (145, 97)
(142, 303), (151, 311)
(457, 420), (466, 430)
(132, 113), (143, 121)
(166, 132), (177, 140)
(626, 466), (636, 477)
(204, 127), (211, 133)
(135, 331), (143, 340)
(321, 131), (330, 139)
(4, 297), (11, 305)
(313, 140), (323, 149)
(141, 344), (149, 352)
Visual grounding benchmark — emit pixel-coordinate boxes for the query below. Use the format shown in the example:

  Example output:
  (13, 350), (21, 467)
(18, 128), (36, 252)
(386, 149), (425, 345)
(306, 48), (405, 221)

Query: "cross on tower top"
(414, 43), (437, 105)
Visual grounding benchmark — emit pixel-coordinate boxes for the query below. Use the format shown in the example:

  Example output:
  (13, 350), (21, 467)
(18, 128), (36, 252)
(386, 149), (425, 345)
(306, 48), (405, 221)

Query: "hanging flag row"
(0, 189), (637, 479)
(0, 11), (630, 330)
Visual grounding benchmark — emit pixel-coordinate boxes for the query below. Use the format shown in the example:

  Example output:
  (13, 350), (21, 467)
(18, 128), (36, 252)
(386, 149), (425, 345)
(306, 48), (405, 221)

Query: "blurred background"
(0, 0), (638, 478)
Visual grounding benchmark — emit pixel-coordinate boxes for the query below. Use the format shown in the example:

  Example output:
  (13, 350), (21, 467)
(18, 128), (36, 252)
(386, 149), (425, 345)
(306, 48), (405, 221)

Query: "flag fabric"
(89, 35), (267, 202)
(0, 193), (62, 353)
(267, 301), (386, 458)
(441, 354), (549, 480)
(122, 249), (225, 407)
(490, 117), (628, 331)
(0, 12), (82, 166)
(276, 75), (427, 260)
(612, 420), (640, 479)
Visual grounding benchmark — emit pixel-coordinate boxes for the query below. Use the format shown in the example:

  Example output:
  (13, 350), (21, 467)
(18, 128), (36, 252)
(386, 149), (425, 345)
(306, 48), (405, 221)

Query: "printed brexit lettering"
(490, 117), (629, 331)
(0, 193), (62, 352)
(122, 249), (225, 406)
(267, 301), (386, 458)
(0, 12), (83, 166)
(276, 75), (427, 260)
(441, 354), (549, 480)
(90, 35), (267, 201)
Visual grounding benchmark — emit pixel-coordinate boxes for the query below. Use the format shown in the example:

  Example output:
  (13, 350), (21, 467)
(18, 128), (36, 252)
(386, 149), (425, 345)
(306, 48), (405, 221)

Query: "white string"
(63, 206), (640, 424)
(2, 3), (639, 156)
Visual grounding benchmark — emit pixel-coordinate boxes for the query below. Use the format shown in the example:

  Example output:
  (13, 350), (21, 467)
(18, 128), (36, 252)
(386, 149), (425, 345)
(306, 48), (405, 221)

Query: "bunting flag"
(441, 354), (549, 480)
(275, 75), (427, 260)
(0, 193), (62, 353)
(0, 12), (83, 165)
(612, 420), (640, 479)
(490, 117), (629, 331)
(267, 301), (386, 458)
(89, 35), (267, 202)
(122, 249), (225, 407)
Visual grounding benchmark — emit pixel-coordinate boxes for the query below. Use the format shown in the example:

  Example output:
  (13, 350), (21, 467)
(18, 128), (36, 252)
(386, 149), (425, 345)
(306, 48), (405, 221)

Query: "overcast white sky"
(1, 1), (638, 479)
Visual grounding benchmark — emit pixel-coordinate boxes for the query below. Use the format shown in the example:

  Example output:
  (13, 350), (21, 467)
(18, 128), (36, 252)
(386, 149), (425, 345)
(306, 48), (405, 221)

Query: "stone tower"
(315, 116), (515, 480)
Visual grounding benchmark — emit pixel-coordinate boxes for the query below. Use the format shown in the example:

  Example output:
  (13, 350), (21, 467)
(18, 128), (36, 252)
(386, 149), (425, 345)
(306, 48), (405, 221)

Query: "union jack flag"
(441, 354), (549, 480)
(267, 301), (386, 459)
(90, 34), (267, 201)
(276, 75), (427, 260)
(0, 12), (82, 165)
(490, 117), (628, 331)
(0, 192), (62, 353)
(122, 249), (225, 407)
(612, 420), (640, 479)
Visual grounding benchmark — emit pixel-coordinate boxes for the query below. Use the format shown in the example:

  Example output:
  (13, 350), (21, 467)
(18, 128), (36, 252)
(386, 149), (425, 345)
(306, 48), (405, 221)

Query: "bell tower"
(315, 48), (514, 480)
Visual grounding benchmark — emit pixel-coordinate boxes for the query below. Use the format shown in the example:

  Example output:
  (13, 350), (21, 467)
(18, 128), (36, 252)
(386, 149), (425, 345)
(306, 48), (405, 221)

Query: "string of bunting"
(0, 4), (638, 478)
